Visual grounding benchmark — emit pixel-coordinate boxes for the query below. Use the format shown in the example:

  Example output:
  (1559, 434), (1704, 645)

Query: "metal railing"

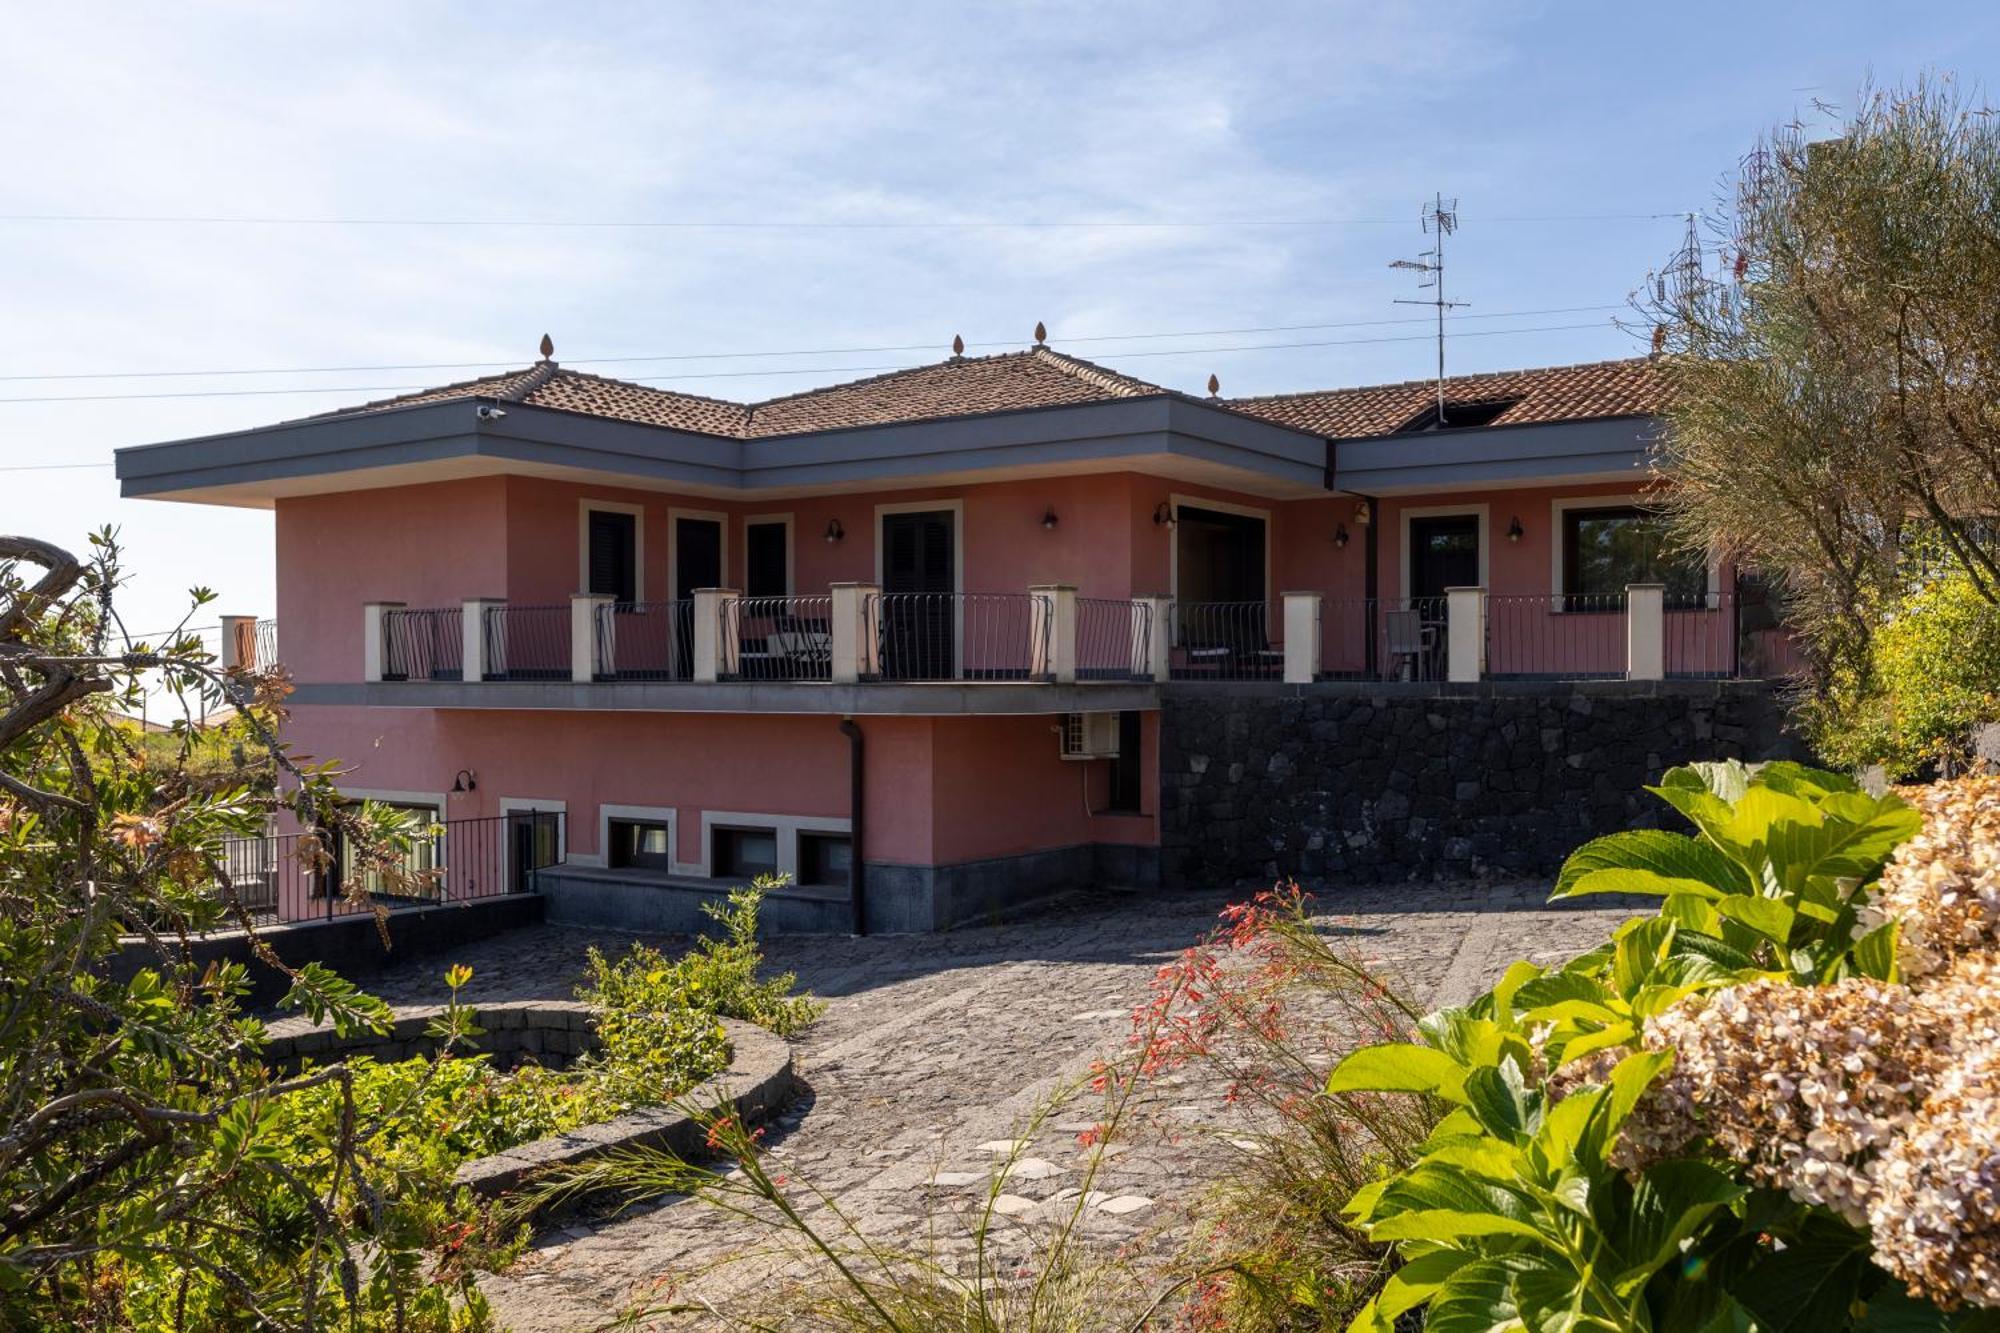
(1168, 600), (1281, 681)
(1663, 591), (1736, 679)
(597, 600), (692, 680)
(382, 608), (463, 681)
(1485, 593), (1628, 680)
(1076, 597), (1153, 681)
(870, 591), (1052, 681)
(216, 811), (565, 924)
(725, 594), (835, 681)
(482, 603), (570, 680)
(253, 619), (278, 670)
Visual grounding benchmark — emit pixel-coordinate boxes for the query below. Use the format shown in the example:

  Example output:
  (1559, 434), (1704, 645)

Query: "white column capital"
(570, 593), (613, 683)
(361, 601), (404, 683)
(218, 614), (256, 672)
(1445, 586), (1485, 684)
(1028, 585), (1078, 683)
(1281, 591), (1322, 685)
(691, 587), (741, 683)
(828, 582), (879, 683)
(1626, 583), (1665, 682)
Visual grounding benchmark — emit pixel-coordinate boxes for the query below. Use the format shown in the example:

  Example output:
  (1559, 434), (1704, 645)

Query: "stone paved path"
(361, 883), (1626, 1330)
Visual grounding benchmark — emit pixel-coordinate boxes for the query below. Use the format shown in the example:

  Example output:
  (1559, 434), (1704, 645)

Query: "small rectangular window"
(1562, 506), (1706, 606)
(746, 521), (789, 599)
(588, 510), (638, 605)
(798, 833), (852, 887)
(608, 818), (673, 872)
(712, 826), (778, 880)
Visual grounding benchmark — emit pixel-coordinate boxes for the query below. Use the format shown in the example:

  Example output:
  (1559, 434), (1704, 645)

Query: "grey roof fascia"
(1332, 416), (1659, 493)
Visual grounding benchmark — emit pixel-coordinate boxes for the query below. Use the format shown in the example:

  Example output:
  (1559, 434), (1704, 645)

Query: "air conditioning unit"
(1060, 711), (1121, 761)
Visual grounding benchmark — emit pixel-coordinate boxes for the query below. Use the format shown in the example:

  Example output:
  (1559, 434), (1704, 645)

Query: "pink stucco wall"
(281, 705), (1157, 870)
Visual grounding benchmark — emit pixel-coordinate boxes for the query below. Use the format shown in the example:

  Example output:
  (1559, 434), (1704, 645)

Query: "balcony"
(327, 583), (1794, 715)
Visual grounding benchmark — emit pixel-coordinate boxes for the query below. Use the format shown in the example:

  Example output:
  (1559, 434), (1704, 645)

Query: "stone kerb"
(453, 1018), (796, 1212)
(263, 999), (600, 1072)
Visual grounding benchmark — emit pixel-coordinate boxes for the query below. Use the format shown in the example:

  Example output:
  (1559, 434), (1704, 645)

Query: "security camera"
(476, 405), (507, 421)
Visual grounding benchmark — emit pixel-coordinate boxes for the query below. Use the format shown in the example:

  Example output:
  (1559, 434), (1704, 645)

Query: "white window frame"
(497, 796), (567, 862)
(742, 513), (795, 598)
(338, 786), (449, 819)
(578, 499), (646, 602)
(596, 802), (679, 874)
(667, 507), (731, 601)
(697, 810), (852, 881)
(1399, 502), (1489, 602)
(1549, 494), (1721, 607)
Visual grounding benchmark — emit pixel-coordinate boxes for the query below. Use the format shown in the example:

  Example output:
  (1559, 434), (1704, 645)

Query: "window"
(1395, 398), (1522, 433)
(587, 510), (638, 605)
(608, 818), (673, 872)
(746, 520), (789, 599)
(338, 801), (441, 900)
(712, 826), (778, 880)
(798, 833), (852, 888)
(1562, 506), (1707, 606)
(1107, 711), (1144, 813)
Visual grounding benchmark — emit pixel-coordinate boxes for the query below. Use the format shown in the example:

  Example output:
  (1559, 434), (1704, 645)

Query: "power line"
(0, 211), (1685, 230)
(0, 304), (1628, 383)
(0, 319), (1626, 408)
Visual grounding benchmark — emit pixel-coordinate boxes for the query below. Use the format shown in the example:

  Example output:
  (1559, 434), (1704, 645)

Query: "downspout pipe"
(838, 717), (867, 936)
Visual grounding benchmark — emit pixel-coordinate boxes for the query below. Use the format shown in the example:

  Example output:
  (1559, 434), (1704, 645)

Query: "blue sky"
(2, 1), (1995, 637)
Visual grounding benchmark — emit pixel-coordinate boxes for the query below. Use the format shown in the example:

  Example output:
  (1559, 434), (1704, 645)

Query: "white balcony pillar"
(219, 614), (255, 671)
(1446, 586), (1485, 684)
(1282, 591), (1322, 684)
(461, 599), (502, 681)
(1028, 584), (1078, 683)
(1626, 583), (1665, 682)
(1137, 595), (1172, 683)
(362, 601), (403, 682)
(570, 594), (612, 683)
(829, 582), (879, 684)
(691, 588), (740, 683)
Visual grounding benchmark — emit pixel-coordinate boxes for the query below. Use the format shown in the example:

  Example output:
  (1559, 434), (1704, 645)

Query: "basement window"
(607, 819), (673, 873)
(712, 826), (778, 880)
(1394, 398), (1522, 433)
(798, 833), (853, 888)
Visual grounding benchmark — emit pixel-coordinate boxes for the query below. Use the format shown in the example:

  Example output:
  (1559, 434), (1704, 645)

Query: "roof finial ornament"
(1207, 373), (1220, 398)
(951, 333), (965, 358)
(538, 333), (555, 362)
(1033, 320), (1047, 346)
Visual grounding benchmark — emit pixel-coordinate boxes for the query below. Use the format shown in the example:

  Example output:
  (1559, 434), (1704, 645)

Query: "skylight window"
(1394, 397), (1522, 433)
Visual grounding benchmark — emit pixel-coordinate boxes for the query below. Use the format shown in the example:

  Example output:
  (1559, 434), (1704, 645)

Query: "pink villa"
(117, 340), (1795, 933)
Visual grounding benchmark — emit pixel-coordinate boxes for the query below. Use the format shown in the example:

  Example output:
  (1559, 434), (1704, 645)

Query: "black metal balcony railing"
(1076, 597), (1153, 681)
(1485, 593), (1628, 680)
(253, 618), (278, 671)
(1663, 590), (1738, 679)
(1169, 600), (1281, 681)
(216, 811), (564, 924)
(725, 594), (835, 681)
(870, 591), (1052, 682)
(597, 600), (692, 680)
(382, 608), (463, 682)
(482, 603), (570, 681)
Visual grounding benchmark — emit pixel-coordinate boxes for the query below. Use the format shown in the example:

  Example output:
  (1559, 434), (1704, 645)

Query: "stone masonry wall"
(1159, 681), (1808, 886)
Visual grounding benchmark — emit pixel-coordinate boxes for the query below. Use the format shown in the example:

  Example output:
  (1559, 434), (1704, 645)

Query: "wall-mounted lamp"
(1507, 516), (1524, 544)
(823, 517), (845, 544)
(1153, 501), (1175, 529)
(451, 769), (477, 794)
(1333, 523), (1349, 549)
(1041, 506), (1059, 530)
(1351, 499), (1372, 527)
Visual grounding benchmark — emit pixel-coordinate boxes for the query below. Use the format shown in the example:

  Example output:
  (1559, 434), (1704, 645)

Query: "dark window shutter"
(746, 522), (788, 598)
(588, 511), (637, 604)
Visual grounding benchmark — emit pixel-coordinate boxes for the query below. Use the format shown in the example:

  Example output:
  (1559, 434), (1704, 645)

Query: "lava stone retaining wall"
(1159, 680), (1809, 886)
(264, 999), (598, 1074)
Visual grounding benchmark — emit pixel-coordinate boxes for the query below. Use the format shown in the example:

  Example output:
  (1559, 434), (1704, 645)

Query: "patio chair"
(1384, 608), (1437, 680)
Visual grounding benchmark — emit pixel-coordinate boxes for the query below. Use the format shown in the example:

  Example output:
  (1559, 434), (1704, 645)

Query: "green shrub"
(1810, 570), (2000, 779)
(1328, 761), (1940, 1331)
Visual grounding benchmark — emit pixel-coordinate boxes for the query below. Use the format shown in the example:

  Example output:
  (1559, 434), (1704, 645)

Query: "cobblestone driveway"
(363, 883), (1626, 1330)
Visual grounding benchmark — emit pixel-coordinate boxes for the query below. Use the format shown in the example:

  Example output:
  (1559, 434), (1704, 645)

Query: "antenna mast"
(1389, 192), (1468, 426)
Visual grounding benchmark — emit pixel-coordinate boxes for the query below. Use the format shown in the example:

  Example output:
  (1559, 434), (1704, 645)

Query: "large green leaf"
(1713, 895), (1796, 948)
(1851, 919), (1901, 982)
(1369, 1208), (1547, 1242)
(1554, 829), (1749, 899)
(1326, 1042), (1466, 1100)
(1662, 760), (1755, 803)
(1463, 1058), (1536, 1140)
(1728, 1217), (1875, 1333)
(1351, 1249), (1476, 1330)
(1610, 1159), (1746, 1288)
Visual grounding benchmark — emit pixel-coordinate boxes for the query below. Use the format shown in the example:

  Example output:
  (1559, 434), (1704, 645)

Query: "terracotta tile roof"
(308, 346), (1166, 439)
(742, 347), (1163, 437)
(1224, 357), (1666, 438)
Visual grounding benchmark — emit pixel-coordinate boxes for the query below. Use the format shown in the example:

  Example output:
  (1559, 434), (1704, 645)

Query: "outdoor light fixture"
(1153, 501), (1175, 528)
(1507, 516), (1525, 544)
(1352, 499), (1372, 527)
(1042, 506), (1059, 530)
(823, 517), (845, 544)
(1333, 523), (1349, 549)
(451, 769), (477, 793)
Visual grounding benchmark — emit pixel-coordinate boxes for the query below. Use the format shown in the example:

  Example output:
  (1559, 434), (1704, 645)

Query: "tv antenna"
(1390, 193), (1467, 427)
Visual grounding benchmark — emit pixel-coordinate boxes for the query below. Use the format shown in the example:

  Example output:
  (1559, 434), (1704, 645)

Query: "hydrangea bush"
(1329, 761), (2000, 1330)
